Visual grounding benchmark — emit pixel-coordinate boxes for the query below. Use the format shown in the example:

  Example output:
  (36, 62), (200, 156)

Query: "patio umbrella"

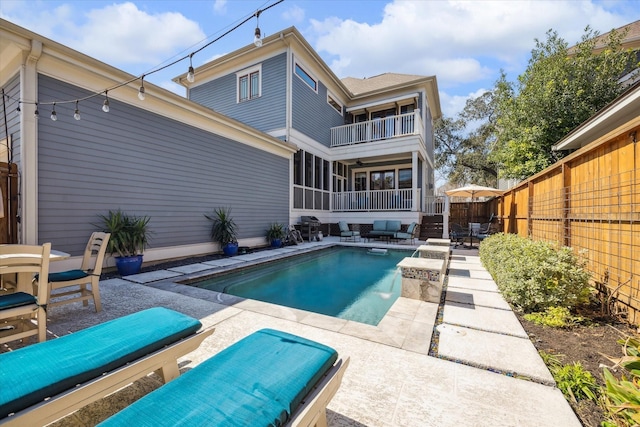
(445, 184), (503, 226)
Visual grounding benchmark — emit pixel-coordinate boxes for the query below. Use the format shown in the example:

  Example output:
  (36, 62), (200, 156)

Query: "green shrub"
(602, 336), (640, 426)
(524, 306), (584, 328)
(479, 233), (591, 313)
(539, 351), (598, 403)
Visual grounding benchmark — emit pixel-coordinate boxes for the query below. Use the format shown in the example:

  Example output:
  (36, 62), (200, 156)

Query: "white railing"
(332, 189), (420, 211)
(330, 110), (424, 147)
(424, 196), (445, 215)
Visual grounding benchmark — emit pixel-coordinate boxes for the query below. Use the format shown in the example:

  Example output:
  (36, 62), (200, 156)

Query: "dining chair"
(0, 242), (51, 345)
(42, 232), (110, 312)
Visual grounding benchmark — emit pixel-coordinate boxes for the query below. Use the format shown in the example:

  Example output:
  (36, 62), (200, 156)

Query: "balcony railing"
(332, 189), (420, 212)
(330, 110), (423, 147)
(424, 196), (445, 215)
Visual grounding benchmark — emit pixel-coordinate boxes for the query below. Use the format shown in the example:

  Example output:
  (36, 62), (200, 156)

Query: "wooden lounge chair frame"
(288, 357), (350, 427)
(0, 326), (214, 427)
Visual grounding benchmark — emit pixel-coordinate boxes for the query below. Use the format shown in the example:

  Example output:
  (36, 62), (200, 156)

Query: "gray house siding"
(291, 78), (344, 147)
(1, 74), (22, 166)
(189, 53), (286, 133)
(37, 74), (289, 256)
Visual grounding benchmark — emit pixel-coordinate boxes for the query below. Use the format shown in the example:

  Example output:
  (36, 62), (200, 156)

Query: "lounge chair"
(0, 307), (214, 426)
(338, 221), (360, 242)
(98, 328), (350, 427)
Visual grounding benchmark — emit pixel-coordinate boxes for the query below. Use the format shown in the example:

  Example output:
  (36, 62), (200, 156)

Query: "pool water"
(192, 247), (410, 325)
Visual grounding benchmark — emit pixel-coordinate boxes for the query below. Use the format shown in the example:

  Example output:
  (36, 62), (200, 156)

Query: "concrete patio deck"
(6, 237), (581, 426)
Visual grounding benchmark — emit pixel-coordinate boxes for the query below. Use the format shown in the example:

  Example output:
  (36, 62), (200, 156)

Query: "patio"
(5, 238), (580, 426)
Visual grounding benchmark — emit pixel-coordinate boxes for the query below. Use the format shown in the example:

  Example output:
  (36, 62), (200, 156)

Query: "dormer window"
(236, 64), (261, 102)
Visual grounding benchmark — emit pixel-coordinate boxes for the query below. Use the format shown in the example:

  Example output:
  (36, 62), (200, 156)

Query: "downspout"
(20, 39), (42, 245)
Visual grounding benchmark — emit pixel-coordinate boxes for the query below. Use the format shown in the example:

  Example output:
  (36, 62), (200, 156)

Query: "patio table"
(0, 247), (70, 293)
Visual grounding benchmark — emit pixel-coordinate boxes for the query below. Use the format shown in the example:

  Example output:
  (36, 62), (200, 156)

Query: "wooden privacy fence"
(498, 124), (640, 324)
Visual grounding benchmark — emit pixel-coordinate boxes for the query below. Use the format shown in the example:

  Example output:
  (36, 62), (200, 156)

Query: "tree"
(491, 27), (638, 180)
(435, 84), (500, 187)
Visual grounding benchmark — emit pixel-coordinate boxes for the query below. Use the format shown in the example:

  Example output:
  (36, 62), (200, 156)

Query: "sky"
(1, 0), (639, 118)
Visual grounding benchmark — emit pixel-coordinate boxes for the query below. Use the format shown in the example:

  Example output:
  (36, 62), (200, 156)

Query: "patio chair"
(0, 243), (51, 345)
(450, 223), (469, 248)
(285, 225), (304, 245)
(394, 222), (419, 244)
(338, 221), (360, 242)
(97, 328), (349, 427)
(41, 232), (110, 312)
(477, 223), (496, 242)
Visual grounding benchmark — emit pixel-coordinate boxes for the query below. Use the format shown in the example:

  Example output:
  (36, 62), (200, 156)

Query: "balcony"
(332, 189), (420, 212)
(330, 111), (424, 147)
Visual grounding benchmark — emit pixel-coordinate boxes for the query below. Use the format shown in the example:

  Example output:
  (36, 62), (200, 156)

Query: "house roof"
(341, 73), (432, 95)
(568, 19), (640, 54)
(175, 27), (442, 121)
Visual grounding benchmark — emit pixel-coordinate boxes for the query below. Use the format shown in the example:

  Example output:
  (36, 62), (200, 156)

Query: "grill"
(299, 216), (321, 242)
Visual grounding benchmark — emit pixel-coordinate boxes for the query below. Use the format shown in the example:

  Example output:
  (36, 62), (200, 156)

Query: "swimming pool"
(190, 247), (411, 325)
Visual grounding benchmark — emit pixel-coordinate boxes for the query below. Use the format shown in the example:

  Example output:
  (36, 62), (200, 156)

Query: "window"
(370, 171), (395, 190)
(293, 150), (302, 186)
(327, 94), (342, 115)
(236, 65), (261, 102)
(398, 169), (412, 189)
(295, 63), (317, 91)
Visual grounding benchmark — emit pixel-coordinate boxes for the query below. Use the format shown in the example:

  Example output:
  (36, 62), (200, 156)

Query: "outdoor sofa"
(368, 220), (419, 243)
(98, 328), (350, 427)
(0, 307), (214, 426)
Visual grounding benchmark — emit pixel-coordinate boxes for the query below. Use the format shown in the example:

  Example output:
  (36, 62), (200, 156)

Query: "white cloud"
(213, 0), (227, 15)
(309, 0), (631, 90)
(2, 2), (205, 68)
(282, 5), (305, 23)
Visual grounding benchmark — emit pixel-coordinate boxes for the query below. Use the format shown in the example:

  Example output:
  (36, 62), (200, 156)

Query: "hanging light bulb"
(102, 91), (110, 112)
(74, 100), (81, 120)
(34, 103), (39, 119)
(254, 27), (262, 47)
(187, 54), (195, 83)
(253, 10), (262, 47)
(138, 76), (146, 101)
(50, 103), (57, 121)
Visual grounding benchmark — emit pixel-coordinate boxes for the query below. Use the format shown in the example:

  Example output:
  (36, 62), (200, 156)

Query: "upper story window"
(236, 64), (261, 102)
(327, 93), (342, 115)
(295, 63), (317, 92)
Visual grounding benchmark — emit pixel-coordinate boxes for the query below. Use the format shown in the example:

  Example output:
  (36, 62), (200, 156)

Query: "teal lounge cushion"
(48, 269), (89, 282)
(372, 220), (387, 231)
(0, 307), (201, 418)
(338, 221), (349, 232)
(406, 222), (417, 234)
(0, 292), (36, 310)
(98, 328), (338, 427)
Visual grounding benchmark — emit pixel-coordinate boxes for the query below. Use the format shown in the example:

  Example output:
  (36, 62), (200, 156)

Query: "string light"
(2, 0), (284, 122)
(138, 76), (146, 101)
(74, 100), (81, 121)
(187, 54), (195, 83)
(34, 102), (39, 119)
(253, 10), (262, 47)
(102, 91), (110, 112)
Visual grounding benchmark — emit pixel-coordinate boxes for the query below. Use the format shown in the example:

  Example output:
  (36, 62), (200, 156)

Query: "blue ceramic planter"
(223, 242), (238, 257)
(115, 255), (143, 276)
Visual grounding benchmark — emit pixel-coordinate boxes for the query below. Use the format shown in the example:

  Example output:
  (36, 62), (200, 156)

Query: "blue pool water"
(192, 247), (411, 325)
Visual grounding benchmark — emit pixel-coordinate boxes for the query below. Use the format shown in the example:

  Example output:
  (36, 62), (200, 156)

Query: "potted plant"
(98, 209), (151, 276)
(205, 207), (238, 256)
(266, 223), (286, 248)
